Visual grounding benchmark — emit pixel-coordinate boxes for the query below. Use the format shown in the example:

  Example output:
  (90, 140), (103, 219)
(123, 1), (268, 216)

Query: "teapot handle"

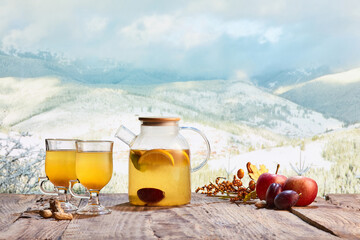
(180, 127), (211, 172)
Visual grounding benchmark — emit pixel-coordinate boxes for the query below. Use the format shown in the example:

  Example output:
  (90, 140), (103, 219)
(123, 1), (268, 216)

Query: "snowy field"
(208, 142), (333, 175)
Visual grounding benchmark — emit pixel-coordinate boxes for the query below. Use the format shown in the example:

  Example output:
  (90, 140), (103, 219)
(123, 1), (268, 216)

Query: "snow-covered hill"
(0, 76), (288, 157)
(275, 67), (360, 123)
(0, 76), (342, 140)
(0, 51), (218, 85)
(124, 79), (342, 137)
(252, 66), (330, 90)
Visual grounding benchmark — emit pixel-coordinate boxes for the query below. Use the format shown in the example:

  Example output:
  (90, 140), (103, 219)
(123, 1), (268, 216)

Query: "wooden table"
(0, 193), (359, 239)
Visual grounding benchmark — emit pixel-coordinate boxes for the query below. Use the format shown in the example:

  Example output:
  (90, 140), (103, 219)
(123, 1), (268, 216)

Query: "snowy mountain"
(0, 51), (220, 85)
(252, 66), (330, 90)
(275, 67), (360, 123)
(0, 52), (344, 139)
(0, 77), (343, 140)
(120, 79), (342, 138)
(0, 76), (289, 163)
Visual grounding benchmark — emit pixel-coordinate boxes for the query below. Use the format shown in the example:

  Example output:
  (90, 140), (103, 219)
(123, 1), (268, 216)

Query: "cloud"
(120, 14), (282, 49)
(1, 24), (47, 52)
(87, 17), (109, 34)
(1, 0), (360, 76)
(259, 27), (283, 44)
(224, 20), (262, 38)
(121, 15), (174, 42)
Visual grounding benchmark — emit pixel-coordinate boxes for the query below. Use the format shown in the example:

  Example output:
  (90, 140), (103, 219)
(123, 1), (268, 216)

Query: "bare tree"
(290, 145), (312, 176)
(0, 132), (45, 193)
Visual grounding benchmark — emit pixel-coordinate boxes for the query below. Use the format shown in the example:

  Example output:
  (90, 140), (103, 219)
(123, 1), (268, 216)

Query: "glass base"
(76, 204), (111, 215)
(61, 201), (78, 213)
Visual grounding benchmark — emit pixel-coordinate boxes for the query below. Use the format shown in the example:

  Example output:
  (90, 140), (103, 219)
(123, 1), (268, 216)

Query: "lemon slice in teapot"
(181, 150), (190, 165)
(130, 150), (144, 171)
(138, 149), (175, 167)
(174, 150), (190, 166)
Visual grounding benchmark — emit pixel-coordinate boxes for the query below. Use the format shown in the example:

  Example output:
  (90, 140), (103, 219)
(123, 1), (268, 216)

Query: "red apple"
(283, 176), (318, 206)
(256, 173), (287, 200)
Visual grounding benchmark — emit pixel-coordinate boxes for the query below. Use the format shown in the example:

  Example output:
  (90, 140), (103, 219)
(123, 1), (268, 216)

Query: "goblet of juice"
(69, 140), (113, 215)
(39, 139), (78, 212)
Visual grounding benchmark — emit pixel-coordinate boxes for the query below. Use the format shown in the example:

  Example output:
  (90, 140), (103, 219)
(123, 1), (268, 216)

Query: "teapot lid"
(139, 117), (180, 126)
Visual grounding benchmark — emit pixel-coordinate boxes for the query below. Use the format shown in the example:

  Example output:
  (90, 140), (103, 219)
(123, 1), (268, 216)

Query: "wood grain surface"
(0, 194), (40, 231)
(291, 196), (360, 240)
(0, 193), (359, 239)
(0, 194), (80, 239)
(62, 194), (336, 240)
(326, 194), (360, 210)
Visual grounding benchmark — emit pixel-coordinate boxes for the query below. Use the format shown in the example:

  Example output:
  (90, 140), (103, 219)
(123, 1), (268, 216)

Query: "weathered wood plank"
(326, 194), (360, 210)
(0, 194), (40, 231)
(291, 197), (360, 239)
(62, 193), (337, 240)
(0, 194), (80, 240)
(62, 193), (154, 239)
(6, 194), (360, 239)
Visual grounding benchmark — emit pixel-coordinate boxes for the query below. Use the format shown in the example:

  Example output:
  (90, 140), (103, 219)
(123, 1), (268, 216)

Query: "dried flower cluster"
(195, 162), (266, 203)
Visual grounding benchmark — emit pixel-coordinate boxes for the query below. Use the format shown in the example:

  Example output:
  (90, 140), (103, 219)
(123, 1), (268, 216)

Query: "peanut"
(255, 200), (267, 209)
(54, 212), (73, 220)
(50, 199), (64, 213)
(39, 209), (53, 218)
(39, 199), (74, 220)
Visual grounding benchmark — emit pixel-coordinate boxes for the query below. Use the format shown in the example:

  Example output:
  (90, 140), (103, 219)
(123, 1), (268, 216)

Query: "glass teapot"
(115, 117), (210, 206)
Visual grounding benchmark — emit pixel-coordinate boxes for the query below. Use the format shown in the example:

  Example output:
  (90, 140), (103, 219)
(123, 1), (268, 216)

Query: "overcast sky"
(1, 0), (360, 77)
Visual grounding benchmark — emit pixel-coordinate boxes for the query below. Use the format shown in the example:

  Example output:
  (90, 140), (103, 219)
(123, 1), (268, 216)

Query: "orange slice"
(181, 150), (190, 165)
(130, 150), (143, 171)
(138, 149), (175, 166)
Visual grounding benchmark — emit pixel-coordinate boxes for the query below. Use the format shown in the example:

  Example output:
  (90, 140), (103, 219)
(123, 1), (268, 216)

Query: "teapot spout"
(115, 125), (136, 147)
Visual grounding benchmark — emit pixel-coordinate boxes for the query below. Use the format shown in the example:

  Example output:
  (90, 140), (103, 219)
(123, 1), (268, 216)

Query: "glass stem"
(58, 188), (68, 203)
(89, 190), (100, 206)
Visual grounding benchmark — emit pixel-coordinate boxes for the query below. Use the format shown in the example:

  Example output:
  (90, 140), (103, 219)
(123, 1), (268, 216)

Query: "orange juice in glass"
(39, 139), (78, 212)
(45, 150), (77, 187)
(69, 140), (113, 215)
(76, 151), (113, 190)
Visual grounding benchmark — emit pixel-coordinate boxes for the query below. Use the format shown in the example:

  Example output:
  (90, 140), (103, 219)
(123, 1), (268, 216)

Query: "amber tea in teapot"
(129, 149), (191, 206)
(116, 117), (210, 206)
